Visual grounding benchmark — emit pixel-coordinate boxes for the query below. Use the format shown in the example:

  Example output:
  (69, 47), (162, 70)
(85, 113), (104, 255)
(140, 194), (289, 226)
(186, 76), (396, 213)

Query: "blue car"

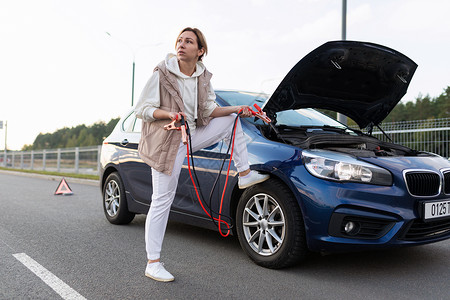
(100, 41), (450, 268)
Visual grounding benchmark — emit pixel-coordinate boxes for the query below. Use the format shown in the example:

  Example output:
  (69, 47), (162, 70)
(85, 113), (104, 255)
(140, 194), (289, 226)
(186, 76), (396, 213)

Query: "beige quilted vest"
(138, 60), (213, 175)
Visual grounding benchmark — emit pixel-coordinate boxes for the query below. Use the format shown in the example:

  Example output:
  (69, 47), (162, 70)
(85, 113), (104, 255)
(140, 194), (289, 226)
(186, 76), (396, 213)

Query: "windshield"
(215, 90), (347, 128)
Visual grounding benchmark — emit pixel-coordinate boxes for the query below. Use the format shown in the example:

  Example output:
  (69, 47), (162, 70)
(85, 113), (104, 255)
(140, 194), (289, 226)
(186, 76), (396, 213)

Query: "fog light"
(344, 221), (359, 236)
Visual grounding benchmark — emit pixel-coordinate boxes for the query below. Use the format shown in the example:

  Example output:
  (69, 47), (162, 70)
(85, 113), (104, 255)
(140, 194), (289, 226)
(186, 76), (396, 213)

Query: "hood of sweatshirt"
(165, 53), (205, 78)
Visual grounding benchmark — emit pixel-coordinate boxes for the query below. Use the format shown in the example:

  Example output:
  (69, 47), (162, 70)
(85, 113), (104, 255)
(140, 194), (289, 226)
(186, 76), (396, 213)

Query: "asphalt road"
(1, 170), (449, 300)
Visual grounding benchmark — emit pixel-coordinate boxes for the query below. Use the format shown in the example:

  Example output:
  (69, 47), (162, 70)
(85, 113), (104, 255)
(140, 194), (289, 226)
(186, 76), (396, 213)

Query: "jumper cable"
(164, 107), (271, 237)
(250, 103), (271, 123)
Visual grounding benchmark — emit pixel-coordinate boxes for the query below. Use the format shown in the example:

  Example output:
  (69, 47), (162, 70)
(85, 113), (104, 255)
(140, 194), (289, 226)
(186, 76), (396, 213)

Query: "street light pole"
(342, 0), (347, 40)
(106, 32), (161, 107)
(4, 121), (7, 152)
(131, 60), (135, 107)
(337, 0), (348, 125)
(1, 120), (7, 167)
(106, 32), (136, 107)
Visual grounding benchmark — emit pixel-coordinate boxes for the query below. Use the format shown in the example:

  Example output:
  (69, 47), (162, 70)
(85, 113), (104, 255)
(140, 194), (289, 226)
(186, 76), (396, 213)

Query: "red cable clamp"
(250, 103), (271, 123)
(164, 115), (188, 144)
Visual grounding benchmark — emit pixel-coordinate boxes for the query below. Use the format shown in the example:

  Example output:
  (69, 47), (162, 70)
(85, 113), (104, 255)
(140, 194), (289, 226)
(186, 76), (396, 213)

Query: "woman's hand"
(237, 105), (253, 118)
(210, 105), (254, 118)
(168, 112), (183, 121)
(154, 109), (185, 121)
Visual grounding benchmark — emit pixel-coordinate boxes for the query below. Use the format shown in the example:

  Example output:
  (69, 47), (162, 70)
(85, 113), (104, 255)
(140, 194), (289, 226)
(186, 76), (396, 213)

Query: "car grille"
(400, 219), (450, 241)
(404, 171), (440, 196)
(444, 171), (450, 194)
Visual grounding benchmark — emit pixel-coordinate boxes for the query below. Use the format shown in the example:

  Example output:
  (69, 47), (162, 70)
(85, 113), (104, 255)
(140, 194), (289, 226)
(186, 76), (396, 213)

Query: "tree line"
(322, 86), (450, 126)
(22, 118), (120, 151)
(383, 86), (450, 123)
(22, 86), (449, 150)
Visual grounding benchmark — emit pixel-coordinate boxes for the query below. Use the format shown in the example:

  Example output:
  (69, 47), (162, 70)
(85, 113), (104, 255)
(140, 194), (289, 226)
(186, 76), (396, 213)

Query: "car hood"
(264, 41), (417, 129)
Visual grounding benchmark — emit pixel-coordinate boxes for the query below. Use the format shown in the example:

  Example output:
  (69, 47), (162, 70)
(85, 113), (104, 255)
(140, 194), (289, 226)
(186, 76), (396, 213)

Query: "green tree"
(22, 117), (120, 150)
(382, 86), (450, 123)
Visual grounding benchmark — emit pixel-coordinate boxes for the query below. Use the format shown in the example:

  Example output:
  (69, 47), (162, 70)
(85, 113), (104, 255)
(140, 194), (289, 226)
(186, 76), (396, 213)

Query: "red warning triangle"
(54, 178), (73, 195)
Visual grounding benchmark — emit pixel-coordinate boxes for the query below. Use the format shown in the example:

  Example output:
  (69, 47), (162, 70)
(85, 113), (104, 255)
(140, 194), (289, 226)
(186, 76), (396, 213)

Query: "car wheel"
(236, 178), (307, 268)
(103, 172), (135, 225)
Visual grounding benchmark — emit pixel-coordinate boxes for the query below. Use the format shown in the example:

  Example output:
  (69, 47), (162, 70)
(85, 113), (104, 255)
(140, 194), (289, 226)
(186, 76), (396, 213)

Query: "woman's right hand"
(168, 112), (179, 121)
(153, 109), (180, 121)
(168, 112), (185, 121)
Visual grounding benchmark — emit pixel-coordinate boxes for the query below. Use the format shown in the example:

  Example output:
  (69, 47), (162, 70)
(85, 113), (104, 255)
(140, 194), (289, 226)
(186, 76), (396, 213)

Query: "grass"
(0, 166), (99, 181)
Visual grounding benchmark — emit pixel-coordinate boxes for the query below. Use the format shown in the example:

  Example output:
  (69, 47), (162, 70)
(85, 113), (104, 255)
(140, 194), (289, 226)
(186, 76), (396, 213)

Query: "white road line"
(13, 253), (87, 300)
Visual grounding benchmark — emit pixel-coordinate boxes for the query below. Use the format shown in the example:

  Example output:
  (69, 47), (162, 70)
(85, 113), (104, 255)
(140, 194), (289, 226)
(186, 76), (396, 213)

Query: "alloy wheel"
(242, 193), (286, 256)
(104, 179), (120, 217)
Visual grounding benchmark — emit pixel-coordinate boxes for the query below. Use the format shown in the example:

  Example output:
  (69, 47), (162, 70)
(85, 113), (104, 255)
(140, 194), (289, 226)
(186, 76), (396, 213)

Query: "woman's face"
(176, 31), (204, 63)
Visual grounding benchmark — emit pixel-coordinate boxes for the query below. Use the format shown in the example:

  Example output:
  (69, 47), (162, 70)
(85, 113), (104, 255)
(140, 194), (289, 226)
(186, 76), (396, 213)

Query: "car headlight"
(302, 150), (392, 185)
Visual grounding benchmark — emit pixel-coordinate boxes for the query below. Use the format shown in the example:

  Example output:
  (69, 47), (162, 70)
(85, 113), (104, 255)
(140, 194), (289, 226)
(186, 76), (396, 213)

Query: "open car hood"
(264, 41), (417, 129)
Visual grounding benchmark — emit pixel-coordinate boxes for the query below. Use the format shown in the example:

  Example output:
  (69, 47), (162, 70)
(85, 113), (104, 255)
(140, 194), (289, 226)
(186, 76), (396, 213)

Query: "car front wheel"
(103, 172), (135, 225)
(236, 179), (307, 268)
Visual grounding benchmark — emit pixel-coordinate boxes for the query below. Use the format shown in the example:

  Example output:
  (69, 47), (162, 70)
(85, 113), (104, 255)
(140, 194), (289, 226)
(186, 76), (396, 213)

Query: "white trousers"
(145, 115), (249, 260)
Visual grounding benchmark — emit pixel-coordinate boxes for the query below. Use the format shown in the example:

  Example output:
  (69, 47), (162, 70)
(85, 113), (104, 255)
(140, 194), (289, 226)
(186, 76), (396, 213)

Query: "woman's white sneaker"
(238, 170), (269, 189)
(145, 262), (174, 282)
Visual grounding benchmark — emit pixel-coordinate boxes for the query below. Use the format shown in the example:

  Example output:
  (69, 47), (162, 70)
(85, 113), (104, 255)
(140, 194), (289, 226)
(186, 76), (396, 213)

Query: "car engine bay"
(258, 124), (426, 158)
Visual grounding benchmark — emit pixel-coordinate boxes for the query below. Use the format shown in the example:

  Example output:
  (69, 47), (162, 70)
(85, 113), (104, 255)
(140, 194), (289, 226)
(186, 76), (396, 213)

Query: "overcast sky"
(1, 0), (449, 150)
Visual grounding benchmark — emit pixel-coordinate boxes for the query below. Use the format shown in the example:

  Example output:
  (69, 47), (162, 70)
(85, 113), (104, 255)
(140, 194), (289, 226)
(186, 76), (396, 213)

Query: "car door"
(172, 140), (233, 217)
(117, 114), (153, 205)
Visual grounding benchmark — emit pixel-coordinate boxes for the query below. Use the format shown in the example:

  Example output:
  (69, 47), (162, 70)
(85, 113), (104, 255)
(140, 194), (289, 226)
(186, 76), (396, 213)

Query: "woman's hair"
(176, 27), (208, 61)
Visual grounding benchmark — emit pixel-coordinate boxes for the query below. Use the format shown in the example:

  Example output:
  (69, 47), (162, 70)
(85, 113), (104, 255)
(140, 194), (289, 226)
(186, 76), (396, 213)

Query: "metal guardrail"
(1, 146), (102, 175)
(360, 118), (450, 158)
(1, 118), (449, 174)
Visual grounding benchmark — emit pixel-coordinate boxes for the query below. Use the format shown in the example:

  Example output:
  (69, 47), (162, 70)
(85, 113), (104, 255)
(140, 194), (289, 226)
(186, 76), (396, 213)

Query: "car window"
(215, 90), (346, 128)
(216, 91), (267, 107)
(133, 117), (142, 133)
(122, 113), (135, 132)
(277, 109), (345, 127)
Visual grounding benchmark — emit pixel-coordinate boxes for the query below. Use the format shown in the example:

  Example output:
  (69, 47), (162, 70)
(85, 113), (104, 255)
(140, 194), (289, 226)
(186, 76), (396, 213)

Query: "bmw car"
(100, 41), (450, 268)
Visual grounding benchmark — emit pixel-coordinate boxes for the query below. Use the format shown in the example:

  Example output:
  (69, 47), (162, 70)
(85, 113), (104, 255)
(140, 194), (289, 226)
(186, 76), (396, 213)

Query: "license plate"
(423, 200), (450, 220)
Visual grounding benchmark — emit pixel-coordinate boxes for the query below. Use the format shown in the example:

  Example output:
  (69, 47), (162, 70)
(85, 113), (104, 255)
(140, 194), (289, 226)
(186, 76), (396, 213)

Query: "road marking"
(13, 253), (87, 300)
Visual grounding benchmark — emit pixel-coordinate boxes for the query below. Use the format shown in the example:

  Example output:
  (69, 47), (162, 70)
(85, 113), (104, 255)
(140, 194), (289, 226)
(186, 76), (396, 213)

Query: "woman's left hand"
(238, 105), (253, 118)
(210, 105), (254, 118)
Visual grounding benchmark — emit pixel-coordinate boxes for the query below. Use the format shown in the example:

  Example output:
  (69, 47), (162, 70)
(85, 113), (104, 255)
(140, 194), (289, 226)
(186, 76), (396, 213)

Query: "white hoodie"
(135, 54), (217, 131)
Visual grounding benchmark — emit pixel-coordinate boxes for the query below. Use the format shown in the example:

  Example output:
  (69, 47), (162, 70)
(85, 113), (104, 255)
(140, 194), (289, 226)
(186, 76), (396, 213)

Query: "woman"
(135, 27), (269, 282)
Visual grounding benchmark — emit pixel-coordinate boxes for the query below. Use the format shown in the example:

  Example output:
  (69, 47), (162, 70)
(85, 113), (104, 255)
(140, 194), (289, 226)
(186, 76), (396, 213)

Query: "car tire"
(102, 172), (135, 225)
(236, 178), (307, 269)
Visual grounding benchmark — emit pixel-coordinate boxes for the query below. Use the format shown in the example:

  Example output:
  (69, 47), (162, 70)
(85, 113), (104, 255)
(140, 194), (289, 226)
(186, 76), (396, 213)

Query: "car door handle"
(121, 139), (129, 146)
